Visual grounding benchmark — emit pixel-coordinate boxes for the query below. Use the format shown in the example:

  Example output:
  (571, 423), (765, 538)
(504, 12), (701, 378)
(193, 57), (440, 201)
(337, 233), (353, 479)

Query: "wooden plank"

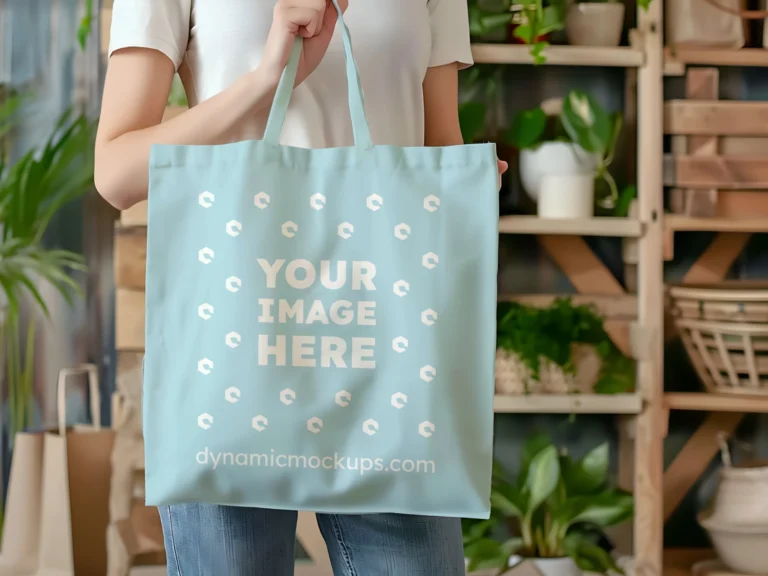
(471, 44), (644, 67)
(114, 227), (147, 289)
(722, 136), (768, 156)
(663, 412), (743, 521)
(537, 236), (630, 355)
(682, 233), (750, 284)
(498, 216), (642, 237)
(493, 394), (642, 414)
(501, 294), (637, 319)
(121, 202), (148, 226)
(665, 100), (768, 136)
(116, 289), (145, 351)
(635, 2), (664, 573)
(538, 236), (625, 294)
(715, 190), (768, 218)
(665, 392), (768, 412)
(664, 47), (768, 71)
(678, 69), (719, 217)
(666, 215), (768, 233)
(664, 156), (768, 189)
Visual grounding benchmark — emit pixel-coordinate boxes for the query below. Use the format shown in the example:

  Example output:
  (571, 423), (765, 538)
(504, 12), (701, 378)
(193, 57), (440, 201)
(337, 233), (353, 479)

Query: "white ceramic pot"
(519, 142), (596, 204)
(699, 514), (768, 575)
(537, 174), (594, 219)
(530, 557), (583, 576)
(566, 2), (625, 47)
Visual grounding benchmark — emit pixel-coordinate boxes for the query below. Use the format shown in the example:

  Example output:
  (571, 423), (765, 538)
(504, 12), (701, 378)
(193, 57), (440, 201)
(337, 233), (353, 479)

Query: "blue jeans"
(158, 504), (466, 575)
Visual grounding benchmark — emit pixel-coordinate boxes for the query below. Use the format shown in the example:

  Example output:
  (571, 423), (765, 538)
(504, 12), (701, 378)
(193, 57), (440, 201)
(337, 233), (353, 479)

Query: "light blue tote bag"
(144, 0), (498, 519)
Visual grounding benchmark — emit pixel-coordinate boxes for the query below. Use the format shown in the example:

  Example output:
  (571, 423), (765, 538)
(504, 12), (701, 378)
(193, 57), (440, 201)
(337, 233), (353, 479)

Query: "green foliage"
(458, 65), (502, 143)
(77, 0), (94, 50)
(464, 435), (633, 575)
(0, 109), (94, 436)
(496, 298), (635, 394)
(460, 102), (488, 144)
(168, 75), (189, 107)
(561, 91), (622, 208)
(512, 1), (566, 65)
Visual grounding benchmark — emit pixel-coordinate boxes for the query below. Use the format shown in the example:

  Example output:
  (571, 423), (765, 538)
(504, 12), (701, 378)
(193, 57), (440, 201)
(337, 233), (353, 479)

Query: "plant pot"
(566, 3), (625, 47)
(537, 174), (594, 219)
(519, 142), (596, 202)
(508, 556), (582, 576)
(699, 514), (768, 575)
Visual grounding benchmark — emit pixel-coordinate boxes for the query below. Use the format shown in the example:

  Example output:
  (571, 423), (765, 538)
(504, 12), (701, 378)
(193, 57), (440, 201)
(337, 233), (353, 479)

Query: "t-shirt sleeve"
(108, 0), (192, 70)
(427, 0), (473, 68)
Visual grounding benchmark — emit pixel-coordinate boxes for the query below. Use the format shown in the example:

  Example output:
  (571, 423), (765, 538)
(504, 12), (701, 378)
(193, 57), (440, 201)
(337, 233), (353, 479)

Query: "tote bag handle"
(263, 0), (373, 150)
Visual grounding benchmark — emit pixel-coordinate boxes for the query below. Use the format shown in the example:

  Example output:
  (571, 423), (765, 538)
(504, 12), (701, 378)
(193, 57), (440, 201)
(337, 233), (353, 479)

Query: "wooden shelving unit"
(499, 216), (643, 237)
(494, 394), (643, 414)
(664, 47), (768, 76)
(666, 215), (768, 234)
(472, 43), (644, 67)
(665, 392), (768, 413)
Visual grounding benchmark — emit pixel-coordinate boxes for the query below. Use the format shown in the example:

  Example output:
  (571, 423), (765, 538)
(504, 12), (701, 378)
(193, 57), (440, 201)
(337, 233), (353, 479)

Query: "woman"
(96, 0), (505, 573)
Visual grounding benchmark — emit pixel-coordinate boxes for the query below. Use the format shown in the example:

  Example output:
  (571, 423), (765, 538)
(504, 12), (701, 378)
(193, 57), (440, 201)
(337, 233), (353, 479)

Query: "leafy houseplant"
(0, 110), (94, 435)
(464, 435), (633, 574)
(508, 90), (623, 211)
(496, 298), (635, 395)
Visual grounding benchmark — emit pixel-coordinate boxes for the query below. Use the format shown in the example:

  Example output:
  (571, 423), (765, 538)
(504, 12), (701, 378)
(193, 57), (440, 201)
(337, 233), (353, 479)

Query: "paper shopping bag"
(0, 433), (44, 576)
(33, 365), (114, 576)
(144, 0), (498, 518)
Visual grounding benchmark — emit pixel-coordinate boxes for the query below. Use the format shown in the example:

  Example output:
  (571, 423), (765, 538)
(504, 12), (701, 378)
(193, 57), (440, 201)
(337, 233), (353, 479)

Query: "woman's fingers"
(275, 0), (327, 37)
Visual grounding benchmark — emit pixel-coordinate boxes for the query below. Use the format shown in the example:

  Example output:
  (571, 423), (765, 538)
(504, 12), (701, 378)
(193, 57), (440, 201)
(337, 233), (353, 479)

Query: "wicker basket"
(669, 282), (768, 395)
(495, 345), (600, 395)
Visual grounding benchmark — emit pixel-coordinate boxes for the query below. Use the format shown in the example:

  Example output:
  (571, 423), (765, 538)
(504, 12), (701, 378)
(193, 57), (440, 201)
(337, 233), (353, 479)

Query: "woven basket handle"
(702, 0), (768, 19)
(717, 432), (733, 467)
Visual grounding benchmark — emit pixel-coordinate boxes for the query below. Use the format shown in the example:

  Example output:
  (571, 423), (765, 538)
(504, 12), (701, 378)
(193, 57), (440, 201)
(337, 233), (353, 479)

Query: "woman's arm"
(95, 52), (278, 210)
(423, 63), (508, 180)
(95, 0), (345, 210)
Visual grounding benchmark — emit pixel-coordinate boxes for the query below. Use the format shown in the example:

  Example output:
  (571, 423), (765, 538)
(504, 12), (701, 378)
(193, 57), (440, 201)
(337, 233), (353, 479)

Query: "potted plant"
(566, 0), (625, 47)
(0, 109), (94, 436)
(495, 298), (635, 396)
(464, 435), (633, 576)
(507, 90), (622, 218)
(509, 1), (566, 64)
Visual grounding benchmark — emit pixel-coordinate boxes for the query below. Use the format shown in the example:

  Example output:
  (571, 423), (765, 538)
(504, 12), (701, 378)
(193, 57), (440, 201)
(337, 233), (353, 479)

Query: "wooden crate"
(664, 68), (768, 218)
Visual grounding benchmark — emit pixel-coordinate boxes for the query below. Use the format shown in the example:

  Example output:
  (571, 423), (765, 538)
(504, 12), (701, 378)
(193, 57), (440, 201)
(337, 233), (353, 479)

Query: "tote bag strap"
(263, 0), (373, 150)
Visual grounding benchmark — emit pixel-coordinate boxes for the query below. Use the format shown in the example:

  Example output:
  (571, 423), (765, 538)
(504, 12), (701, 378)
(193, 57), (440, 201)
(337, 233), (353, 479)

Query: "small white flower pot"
(519, 142), (596, 202)
(531, 557), (583, 576)
(566, 2), (625, 47)
(538, 174), (595, 219)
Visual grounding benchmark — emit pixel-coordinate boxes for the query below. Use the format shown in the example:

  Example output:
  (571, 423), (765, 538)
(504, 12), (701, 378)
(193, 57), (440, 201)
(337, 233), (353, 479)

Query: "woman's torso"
(180, 0), (434, 147)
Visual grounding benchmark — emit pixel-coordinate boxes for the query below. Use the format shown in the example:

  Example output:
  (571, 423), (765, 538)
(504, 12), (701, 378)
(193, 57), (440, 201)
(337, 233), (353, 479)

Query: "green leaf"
(561, 90), (612, 156)
(564, 533), (622, 574)
(465, 539), (510, 573)
(519, 433), (552, 487)
(463, 518), (498, 544)
(491, 485), (526, 517)
(506, 108), (547, 149)
(459, 102), (487, 144)
(558, 491), (634, 528)
(568, 443), (610, 495)
(613, 185), (636, 218)
(526, 445), (560, 513)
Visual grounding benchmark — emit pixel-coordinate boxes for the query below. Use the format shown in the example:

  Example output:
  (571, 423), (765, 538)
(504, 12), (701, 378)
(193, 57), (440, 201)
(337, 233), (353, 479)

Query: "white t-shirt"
(108, 0), (473, 148)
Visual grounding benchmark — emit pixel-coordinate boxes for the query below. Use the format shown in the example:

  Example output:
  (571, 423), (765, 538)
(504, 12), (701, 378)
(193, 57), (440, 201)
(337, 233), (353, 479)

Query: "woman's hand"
(498, 159), (508, 191)
(260, 0), (348, 87)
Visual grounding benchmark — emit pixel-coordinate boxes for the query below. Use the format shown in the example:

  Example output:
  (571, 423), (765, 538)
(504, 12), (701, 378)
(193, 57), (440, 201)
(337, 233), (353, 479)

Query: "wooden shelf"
(499, 216), (643, 237)
(494, 394), (642, 414)
(665, 392), (768, 413)
(665, 47), (768, 76)
(471, 44), (644, 67)
(665, 215), (768, 233)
